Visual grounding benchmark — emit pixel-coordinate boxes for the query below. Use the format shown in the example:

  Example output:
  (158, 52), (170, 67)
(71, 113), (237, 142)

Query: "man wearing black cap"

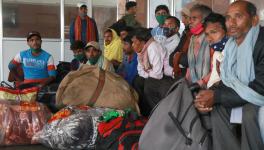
(8, 31), (56, 88)
(69, 3), (99, 45)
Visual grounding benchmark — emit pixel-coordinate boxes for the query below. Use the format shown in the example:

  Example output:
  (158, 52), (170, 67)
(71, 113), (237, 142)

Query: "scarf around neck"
(210, 36), (229, 52)
(220, 24), (264, 142)
(220, 25), (264, 106)
(188, 33), (211, 83)
(104, 29), (123, 62)
(137, 38), (155, 72)
(74, 16), (96, 43)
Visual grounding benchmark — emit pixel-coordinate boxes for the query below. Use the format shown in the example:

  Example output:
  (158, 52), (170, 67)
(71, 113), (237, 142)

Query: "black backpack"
(55, 61), (71, 83)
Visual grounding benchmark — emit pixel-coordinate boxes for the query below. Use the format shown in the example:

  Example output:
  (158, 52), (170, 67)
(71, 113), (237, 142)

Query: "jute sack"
(56, 65), (139, 113)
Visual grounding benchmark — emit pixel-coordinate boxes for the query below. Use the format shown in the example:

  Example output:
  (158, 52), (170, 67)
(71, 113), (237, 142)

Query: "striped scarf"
(74, 16), (96, 43)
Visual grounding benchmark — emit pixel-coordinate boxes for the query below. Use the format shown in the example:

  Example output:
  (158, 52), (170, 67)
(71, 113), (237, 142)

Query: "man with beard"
(8, 31), (56, 88)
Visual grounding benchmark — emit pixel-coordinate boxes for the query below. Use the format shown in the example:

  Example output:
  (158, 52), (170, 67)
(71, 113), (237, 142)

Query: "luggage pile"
(0, 82), (51, 146)
(0, 65), (145, 149)
(56, 65), (140, 113)
(96, 110), (147, 150)
(33, 106), (110, 150)
(33, 106), (147, 150)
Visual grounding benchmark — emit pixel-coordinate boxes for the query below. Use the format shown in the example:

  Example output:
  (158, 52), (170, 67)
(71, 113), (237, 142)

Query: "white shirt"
(164, 34), (180, 55)
(207, 51), (224, 88)
(138, 41), (166, 79)
(163, 34), (180, 77)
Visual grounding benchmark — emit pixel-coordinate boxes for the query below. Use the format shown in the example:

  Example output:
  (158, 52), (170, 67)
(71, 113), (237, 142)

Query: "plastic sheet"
(0, 100), (51, 146)
(33, 106), (111, 150)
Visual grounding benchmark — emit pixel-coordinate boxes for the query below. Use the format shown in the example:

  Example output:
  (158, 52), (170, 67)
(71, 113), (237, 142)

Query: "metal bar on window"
(88, 0), (92, 17)
(0, 0), (3, 81)
(60, 0), (65, 61)
(171, 0), (175, 16)
(117, 0), (119, 21)
(147, 0), (150, 28)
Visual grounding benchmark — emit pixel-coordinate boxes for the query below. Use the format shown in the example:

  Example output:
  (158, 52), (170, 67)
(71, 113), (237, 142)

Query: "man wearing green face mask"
(8, 31), (56, 88)
(151, 5), (170, 42)
(84, 41), (114, 72)
(155, 5), (170, 26)
(70, 40), (87, 71)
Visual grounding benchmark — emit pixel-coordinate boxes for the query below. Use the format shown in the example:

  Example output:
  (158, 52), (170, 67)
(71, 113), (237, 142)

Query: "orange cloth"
(74, 16), (97, 43)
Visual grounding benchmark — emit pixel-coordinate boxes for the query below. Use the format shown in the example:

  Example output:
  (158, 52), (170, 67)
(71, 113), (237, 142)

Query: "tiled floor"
(0, 145), (51, 150)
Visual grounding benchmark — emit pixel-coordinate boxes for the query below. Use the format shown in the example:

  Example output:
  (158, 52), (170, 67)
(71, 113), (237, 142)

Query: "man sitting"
(84, 41), (114, 72)
(194, 1), (264, 149)
(185, 4), (212, 88)
(8, 31), (56, 88)
(132, 28), (167, 116)
(117, 35), (138, 85)
(70, 40), (87, 71)
(103, 29), (123, 70)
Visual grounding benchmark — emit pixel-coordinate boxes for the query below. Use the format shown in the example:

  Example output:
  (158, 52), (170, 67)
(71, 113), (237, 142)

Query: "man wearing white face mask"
(70, 3), (99, 45)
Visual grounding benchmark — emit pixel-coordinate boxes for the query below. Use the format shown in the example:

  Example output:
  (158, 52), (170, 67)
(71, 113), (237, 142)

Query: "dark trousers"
(211, 103), (264, 150)
(133, 76), (176, 116)
(133, 76), (151, 116)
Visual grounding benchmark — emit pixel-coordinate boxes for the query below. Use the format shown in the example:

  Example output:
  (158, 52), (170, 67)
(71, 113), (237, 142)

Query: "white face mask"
(153, 35), (167, 44)
(151, 27), (168, 44)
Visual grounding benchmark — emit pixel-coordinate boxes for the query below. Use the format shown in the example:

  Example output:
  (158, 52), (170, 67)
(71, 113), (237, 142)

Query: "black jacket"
(214, 27), (264, 108)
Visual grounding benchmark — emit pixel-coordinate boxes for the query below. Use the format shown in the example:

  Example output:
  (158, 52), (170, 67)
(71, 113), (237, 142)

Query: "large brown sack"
(56, 65), (139, 113)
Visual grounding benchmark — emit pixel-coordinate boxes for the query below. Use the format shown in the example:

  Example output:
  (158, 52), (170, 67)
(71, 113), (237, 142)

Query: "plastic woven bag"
(0, 85), (38, 102)
(33, 106), (111, 150)
(0, 100), (51, 146)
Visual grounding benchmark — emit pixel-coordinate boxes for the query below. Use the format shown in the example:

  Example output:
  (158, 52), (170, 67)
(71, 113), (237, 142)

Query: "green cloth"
(86, 55), (114, 72)
(121, 14), (141, 28)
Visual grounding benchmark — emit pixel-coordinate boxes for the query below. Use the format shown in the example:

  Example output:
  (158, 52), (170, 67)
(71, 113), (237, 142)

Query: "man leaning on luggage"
(194, 1), (264, 150)
(8, 31), (57, 88)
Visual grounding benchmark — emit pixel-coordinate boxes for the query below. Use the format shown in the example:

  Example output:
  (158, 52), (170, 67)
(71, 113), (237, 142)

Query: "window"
(246, 0), (264, 26)
(135, 0), (147, 27)
(92, 0), (117, 41)
(3, 0), (60, 38)
(149, 0), (173, 28)
(64, 0), (89, 39)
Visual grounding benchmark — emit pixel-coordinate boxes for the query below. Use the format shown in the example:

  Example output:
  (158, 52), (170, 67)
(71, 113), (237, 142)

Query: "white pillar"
(0, 0), (3, 81)
(147, 0), (150, 28)
(171, 0), (175, 16)
(87, 0), (92, 17)
(60, 0), (65, 61)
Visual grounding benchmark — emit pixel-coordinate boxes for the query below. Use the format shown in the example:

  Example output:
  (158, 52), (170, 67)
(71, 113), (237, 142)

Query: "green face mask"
(30, 48), (41, 53)
(74, 54), (85, 61)
(156, 15), (168, 25)
(88, 55), (100, 65)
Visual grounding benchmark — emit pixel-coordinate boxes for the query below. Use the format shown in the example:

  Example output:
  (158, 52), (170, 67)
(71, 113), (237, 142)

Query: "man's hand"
(194, 90), (215, 113)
